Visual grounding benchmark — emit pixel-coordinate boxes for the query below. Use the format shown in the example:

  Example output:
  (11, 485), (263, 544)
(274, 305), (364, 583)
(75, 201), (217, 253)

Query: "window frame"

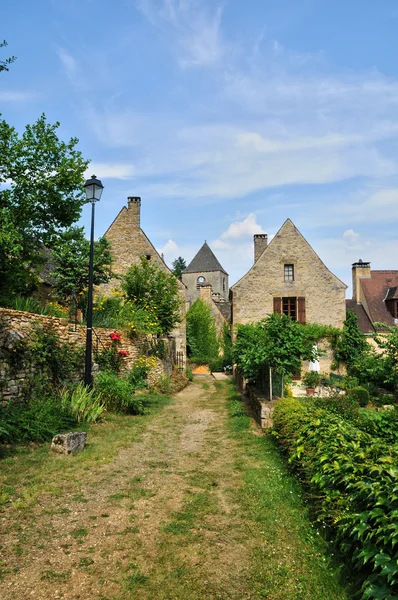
(284, 264), (294, 282)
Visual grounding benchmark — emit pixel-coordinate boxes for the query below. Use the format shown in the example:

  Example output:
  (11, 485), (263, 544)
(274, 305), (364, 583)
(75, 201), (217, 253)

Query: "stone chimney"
(352, 259), (371, 302)
(199, 283), (212, 302)
(254, 234), (268, 262)
(127, 196), (141, 229)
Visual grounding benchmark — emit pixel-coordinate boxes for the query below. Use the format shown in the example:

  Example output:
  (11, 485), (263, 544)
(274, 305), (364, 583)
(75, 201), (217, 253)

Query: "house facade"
(231, 219), (347, 331)
(99, 196), (186, 360)
(347, 260), (398, 333)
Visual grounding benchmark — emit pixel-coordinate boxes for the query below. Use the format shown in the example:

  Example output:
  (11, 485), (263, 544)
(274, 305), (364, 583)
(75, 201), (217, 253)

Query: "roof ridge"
(183, 242), (228, 275)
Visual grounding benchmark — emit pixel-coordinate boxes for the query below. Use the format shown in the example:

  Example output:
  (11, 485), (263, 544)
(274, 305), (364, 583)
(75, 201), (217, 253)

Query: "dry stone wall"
(0, 308), (172, 404)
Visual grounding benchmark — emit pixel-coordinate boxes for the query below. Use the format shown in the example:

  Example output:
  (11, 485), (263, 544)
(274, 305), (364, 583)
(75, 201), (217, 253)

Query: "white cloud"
(220, 213), (266, 241)
(343, 229), (360, 246)
(136, 0), (225, 68)
(57, 47), (78, 78)
(85, 163), (136, 180)
(157, 238), (178, 262)
(0, 91), (37, 103)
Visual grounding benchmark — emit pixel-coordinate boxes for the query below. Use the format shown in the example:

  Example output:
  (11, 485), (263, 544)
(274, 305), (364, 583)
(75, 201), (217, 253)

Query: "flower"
(118, 350), (130, 357)
(105, 341), (111, 347)
(109, 332), (121, 342)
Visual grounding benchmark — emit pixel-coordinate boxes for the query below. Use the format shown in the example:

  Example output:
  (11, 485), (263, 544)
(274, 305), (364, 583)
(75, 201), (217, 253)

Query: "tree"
(171, 256), (186, 280)
(0, 40), (16, 73)
(122, 257), (181, 335)
(234, 314), (317, 381)
(186, 299), (219, 363)
(0, 114), (89, 298)
(334, 309), (369, 371)
(51, 227), (113, 310)
(373, 325), (398, 394)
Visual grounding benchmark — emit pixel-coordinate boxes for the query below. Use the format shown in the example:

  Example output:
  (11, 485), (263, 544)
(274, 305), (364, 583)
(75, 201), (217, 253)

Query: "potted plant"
(302, 371), (321, 396)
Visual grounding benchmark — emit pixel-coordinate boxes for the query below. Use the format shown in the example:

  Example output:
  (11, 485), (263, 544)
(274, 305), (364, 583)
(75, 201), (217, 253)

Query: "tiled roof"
(345, 300), (375, 333)
(183, 242), (228, 275)
(360, 270), (398, 327)
(386, 286), (398, 301)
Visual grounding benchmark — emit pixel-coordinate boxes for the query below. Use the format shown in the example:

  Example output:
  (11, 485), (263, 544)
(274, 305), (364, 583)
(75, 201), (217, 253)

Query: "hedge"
(273, 398), (398, 599)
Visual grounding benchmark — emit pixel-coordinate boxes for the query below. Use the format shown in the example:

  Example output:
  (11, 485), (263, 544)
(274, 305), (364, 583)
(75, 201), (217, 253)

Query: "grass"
(225, 381), (351, 599)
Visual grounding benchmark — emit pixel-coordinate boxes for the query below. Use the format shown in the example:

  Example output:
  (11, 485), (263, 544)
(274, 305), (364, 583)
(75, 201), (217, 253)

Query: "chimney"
(127, 196), (141, 229)
(352, 259), (371, 302)
(254, 234), (268, 262)
(199, 283), (212, 302)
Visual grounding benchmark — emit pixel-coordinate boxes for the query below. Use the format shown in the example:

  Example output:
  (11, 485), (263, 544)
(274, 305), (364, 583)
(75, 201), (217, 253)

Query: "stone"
(51, 432), (87, 455)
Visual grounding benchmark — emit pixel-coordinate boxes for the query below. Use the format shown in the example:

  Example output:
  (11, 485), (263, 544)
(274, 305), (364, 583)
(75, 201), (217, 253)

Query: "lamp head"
(84, 174), (104, 202)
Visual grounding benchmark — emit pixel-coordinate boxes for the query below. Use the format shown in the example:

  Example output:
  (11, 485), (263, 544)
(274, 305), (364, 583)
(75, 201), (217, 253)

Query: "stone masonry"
(231, 219), (347, 331)
(0, 308), (171, 403)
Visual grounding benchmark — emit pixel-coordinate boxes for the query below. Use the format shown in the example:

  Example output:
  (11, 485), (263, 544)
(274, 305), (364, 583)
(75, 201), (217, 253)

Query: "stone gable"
(231, 219), (347, 330)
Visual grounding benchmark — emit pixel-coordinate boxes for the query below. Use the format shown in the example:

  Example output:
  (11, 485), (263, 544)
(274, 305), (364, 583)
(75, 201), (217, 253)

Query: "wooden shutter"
(297, 297), (306, 324)
(273, 297), (282, 314)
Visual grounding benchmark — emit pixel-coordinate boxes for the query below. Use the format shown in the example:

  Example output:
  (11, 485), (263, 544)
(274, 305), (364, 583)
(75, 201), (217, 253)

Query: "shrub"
(312, 394), (360, 421)
(186, 367), (194, 382)
(155, 374), (172, 394)
(60, 384), (105, 423)
(302, 371), (321, 388)
(0, 386), (77, 444)
(208, 356), (224, 372)
(128, 356), (157, 390)
(94, 371), (142, 414)
(186, 299), (219, 364)
(94, 331), (129, 375)
(347, 386), (370, 407)
(273, 398), (398, 598)
(356, 408), (398, 443)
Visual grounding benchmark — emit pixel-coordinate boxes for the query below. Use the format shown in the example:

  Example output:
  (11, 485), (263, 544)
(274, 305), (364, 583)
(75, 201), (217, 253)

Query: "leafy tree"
(0, 40), (16, 73)
(186, 299), (219, 363)
(122, 257), (181, 335)
(51, 227), (113, 310)
(373, 325), (398, 394)
(171, 256), (186, 280)
(0, 114), (89, 298)
(234, 314), (317, 381)
(334, 309), (369, 371)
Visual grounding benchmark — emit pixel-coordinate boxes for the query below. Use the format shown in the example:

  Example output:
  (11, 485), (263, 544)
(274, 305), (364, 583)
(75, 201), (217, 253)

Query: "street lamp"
(83, 174), (104, 386)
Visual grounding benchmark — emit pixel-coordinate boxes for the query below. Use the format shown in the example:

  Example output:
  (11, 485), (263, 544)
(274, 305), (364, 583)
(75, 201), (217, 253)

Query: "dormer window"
(284, 264), (294, 281)
(385, 287), (398, 319)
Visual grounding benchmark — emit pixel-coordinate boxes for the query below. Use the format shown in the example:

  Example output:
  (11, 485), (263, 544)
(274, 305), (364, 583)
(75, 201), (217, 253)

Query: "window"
(274, 296), (306, 324)
(196, 276), (206, 289)
(282, 297), (297, 320)
(284, 264), (294, 281)
(146, 254), (151, 260)
(223, 278), (226, 292)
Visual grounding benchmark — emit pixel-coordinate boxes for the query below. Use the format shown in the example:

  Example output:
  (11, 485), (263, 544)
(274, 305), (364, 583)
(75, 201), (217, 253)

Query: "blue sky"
(2, 0), (398, 293)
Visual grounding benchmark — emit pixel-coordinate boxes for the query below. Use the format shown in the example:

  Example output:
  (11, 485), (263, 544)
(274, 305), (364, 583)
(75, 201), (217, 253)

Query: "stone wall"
(182, 270), (228, 304)
(0, 308), (173, 404)
(231, 219), (347, 333)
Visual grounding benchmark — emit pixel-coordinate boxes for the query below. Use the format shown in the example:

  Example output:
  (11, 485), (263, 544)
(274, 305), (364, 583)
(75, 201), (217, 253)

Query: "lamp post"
(83, 175), (104, 386)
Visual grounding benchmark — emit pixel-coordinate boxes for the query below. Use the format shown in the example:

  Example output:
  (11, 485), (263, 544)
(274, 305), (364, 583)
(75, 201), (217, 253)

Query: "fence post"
(269, 366), (273, 401)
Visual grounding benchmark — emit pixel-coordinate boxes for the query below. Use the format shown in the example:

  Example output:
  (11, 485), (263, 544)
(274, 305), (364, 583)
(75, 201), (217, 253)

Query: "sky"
(2, 0), (398, 294)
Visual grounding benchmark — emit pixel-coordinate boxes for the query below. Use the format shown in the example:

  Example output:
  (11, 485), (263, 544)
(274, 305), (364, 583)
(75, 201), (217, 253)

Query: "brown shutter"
(273, 297), (282, 314)
(297, 297), (306, 324)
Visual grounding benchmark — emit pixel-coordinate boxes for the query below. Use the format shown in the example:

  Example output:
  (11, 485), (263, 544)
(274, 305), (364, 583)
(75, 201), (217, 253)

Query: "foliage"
(356, 408), (398, 444)
(273, 398), (398, 598)
(94, 331), (129, 375)
(0, 40), (16, 73)
(122, 257), (181, 335)
(1, 295), (69, 317)
(92, 293), (160, 338)
(221, 322), (233, 365)
(302, 371), (321, 388)
(94, 371), (143, 414)
(186, 367), (194, 382)
(51, 227), (113, 311)
(373, 326), (398, 393)
(347, 386), (370, 407)
(234, 314), (317, 381)
(128, 356), (157, 390)
(186, 298), (219, 363)
(60, 384), (105, 424)
(333, 310), (369, 371)
(311, 394), (360, 421)
(171, 256), (186, 280)
(0, 381), (77, 444)
(155, 374), (172, 394)
(0, 114), (88, 298)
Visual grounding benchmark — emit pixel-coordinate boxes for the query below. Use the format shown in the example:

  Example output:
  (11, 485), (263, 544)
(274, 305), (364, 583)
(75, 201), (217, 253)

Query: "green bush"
(185, 367), (194, 382)
(186, 299), (219, 364)
(311, 394), (360, 421)
(0, 388), (77, 444)
(155, 374), (172, 394)
(94, 371), (142, 414)
(208, 357), (224, 372)
(60, 384), (105, 423)
(273, 398), (398, 598)
(302, 371), (321, 388)
(347, 386), (370, 407)
(356, 408), (398, 444)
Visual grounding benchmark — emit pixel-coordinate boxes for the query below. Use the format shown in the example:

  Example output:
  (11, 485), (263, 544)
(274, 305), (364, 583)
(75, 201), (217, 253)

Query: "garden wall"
(0, 308), (173, 404)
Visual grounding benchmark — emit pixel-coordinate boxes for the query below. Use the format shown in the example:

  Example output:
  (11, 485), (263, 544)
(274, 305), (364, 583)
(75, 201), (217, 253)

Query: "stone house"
(231, 218), (347, 330)
(99, 196), (186, 360)
(347, 260), (398, 333)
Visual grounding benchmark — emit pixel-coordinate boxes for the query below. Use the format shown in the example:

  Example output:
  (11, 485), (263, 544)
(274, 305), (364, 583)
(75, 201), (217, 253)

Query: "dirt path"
(0, 378), (348, 600)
